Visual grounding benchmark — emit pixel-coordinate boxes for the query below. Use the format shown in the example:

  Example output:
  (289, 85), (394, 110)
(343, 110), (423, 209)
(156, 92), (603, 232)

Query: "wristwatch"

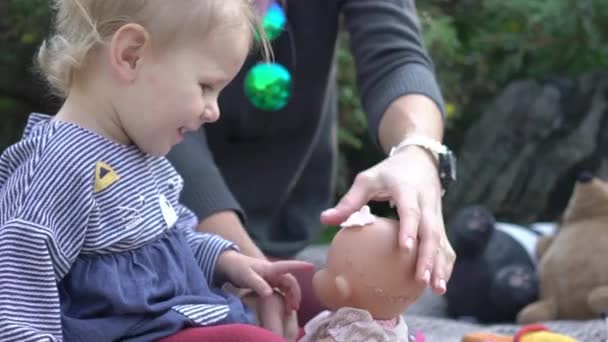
(389, 135), (457, 194)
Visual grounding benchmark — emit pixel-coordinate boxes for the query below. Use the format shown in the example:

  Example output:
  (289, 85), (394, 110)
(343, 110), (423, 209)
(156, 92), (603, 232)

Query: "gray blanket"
(297, 245), (607, 342)
(404, 315), (605, 342)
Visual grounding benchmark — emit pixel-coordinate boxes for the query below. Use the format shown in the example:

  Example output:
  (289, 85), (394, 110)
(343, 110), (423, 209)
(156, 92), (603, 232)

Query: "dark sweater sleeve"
(167, 129), (245, 222)
(340, 0), (446, 146)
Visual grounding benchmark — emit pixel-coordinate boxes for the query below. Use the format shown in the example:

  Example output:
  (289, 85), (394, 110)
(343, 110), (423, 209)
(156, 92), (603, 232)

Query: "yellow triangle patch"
(94, 161), (119, 193)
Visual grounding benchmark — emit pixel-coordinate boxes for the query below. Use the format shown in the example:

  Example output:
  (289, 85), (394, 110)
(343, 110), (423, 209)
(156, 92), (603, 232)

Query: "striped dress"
(0, 113), (253, 342)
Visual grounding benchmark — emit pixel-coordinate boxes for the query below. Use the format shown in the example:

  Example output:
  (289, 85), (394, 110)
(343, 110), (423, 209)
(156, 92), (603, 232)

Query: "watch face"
(439, 151), (457, 190)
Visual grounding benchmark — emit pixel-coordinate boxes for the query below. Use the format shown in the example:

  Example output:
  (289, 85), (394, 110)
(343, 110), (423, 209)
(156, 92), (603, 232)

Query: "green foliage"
(0, 0), (51, 152)
(2, 0), (49, 40)
(330, 0), (608, 236)
(336, 32), (369, 197)
(314, 225), (340, 244)
(0, 0), (50, 77)
(417, 0), (608, 146)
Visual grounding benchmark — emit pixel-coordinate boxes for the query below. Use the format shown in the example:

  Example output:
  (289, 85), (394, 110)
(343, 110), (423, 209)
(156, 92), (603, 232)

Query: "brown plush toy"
(300, 206), (426, 342)
(517, 172), (608, 323)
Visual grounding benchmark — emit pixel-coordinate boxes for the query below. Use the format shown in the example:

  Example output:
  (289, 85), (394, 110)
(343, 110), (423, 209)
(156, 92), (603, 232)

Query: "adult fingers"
(393, 188), (422, 251)
(320, 171), (378, 225)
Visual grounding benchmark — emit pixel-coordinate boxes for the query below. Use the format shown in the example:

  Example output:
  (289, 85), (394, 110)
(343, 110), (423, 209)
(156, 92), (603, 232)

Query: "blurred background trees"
(1, 0), (52, 151)
(2, 0), (608, 227)
(337, 0), (608, 224)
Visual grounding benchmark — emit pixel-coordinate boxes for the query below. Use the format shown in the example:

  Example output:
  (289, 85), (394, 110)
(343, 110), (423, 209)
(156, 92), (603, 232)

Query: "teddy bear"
(517, 172), (608, 323)
(445, 205), (548, 323)
(299, 206), (426, 342)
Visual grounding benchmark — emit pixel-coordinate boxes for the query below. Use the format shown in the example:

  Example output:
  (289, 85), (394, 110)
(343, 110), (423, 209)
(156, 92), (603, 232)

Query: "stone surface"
(444, 71), (608, 224)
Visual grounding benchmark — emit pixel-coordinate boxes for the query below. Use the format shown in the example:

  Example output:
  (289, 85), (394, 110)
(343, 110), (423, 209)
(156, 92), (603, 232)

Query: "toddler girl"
(0, 0), (310, 341)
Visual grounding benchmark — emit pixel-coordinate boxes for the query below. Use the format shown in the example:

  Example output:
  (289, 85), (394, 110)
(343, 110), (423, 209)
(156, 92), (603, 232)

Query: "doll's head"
(312, 207), (425, 320)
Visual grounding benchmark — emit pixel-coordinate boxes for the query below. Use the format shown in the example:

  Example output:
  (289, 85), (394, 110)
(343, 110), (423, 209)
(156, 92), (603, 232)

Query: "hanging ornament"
(259, 2), (286, 42)
(244, 62), (292, 112)
(245, 2), (291, 111)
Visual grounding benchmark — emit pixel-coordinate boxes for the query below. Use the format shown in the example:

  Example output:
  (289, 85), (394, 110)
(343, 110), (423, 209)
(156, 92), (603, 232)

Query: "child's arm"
(0, 219), (81, 341)
(173, 204), (313, 310)
(0, 159), (92, 341)
(173, 204), (238, 286)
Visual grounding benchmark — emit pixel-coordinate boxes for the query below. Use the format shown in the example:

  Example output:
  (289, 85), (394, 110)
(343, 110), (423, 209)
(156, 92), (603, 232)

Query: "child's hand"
(216, 250), (314, 311)
(241, 291), (300, 341)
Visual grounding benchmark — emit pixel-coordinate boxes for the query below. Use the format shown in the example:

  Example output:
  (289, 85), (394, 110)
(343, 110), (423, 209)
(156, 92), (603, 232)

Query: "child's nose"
(201, 103), (220, 123)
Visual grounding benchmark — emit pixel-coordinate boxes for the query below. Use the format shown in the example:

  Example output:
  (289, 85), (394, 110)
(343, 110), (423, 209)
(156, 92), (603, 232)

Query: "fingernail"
(405, 237), (415, 250)
(321, 208), (337, 216)
(438, 279), (446, 292)
(423, 269), (431, 284)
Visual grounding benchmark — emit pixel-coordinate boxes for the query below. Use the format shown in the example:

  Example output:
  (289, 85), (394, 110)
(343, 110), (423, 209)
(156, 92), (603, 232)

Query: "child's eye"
(199, 84), (213, 94)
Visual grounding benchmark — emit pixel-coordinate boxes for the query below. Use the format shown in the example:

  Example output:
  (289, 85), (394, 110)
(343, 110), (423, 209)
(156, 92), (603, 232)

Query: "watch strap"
(389, 135), (448, 158)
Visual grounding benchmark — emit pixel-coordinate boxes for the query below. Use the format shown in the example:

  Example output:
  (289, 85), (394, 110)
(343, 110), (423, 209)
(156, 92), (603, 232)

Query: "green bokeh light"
(244, 62), (292, 111)
(256, 2), (286, 42)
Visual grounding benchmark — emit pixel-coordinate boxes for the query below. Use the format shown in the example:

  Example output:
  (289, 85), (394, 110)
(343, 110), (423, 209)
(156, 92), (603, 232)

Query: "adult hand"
(320, 146), (455, 294)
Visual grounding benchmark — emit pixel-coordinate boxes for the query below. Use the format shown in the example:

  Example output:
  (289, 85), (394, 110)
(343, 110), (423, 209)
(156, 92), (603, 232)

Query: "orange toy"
(463, 324), (578, 342)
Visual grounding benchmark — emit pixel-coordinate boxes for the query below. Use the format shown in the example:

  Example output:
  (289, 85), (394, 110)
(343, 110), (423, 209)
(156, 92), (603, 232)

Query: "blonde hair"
(37, 0), (271, 98)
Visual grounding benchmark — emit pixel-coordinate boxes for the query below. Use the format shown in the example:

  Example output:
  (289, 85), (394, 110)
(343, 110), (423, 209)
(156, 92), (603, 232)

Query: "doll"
(301, 206), (426, 342)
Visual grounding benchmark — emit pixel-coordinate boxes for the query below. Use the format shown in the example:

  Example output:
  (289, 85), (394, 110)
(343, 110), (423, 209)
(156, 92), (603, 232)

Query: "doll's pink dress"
(300, 307), (410, 342)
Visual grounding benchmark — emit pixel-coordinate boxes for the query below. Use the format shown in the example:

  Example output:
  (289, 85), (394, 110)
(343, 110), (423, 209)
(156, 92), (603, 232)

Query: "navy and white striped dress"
(0, 113), (254, 341)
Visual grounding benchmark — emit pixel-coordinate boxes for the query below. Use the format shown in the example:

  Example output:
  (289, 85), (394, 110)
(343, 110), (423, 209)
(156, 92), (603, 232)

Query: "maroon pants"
(158, 324), (286, 342)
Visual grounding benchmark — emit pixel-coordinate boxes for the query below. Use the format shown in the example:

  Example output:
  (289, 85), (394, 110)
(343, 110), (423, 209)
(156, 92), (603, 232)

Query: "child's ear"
(109, 23), (150, 83)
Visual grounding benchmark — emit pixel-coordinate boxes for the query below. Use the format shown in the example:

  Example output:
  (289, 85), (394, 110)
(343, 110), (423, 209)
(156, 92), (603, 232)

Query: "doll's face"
(312, 218), (425, 319)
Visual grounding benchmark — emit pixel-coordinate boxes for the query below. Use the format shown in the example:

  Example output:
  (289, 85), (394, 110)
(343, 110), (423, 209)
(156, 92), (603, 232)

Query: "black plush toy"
(445, 205), (543, 323)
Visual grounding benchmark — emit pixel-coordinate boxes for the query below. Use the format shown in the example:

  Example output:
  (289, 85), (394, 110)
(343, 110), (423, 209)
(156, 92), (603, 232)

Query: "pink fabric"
(158, 324), (286, 342)
(300, 308), (409, 342)
(411, 330), (426, 342)
(376, 317), (399, 328)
